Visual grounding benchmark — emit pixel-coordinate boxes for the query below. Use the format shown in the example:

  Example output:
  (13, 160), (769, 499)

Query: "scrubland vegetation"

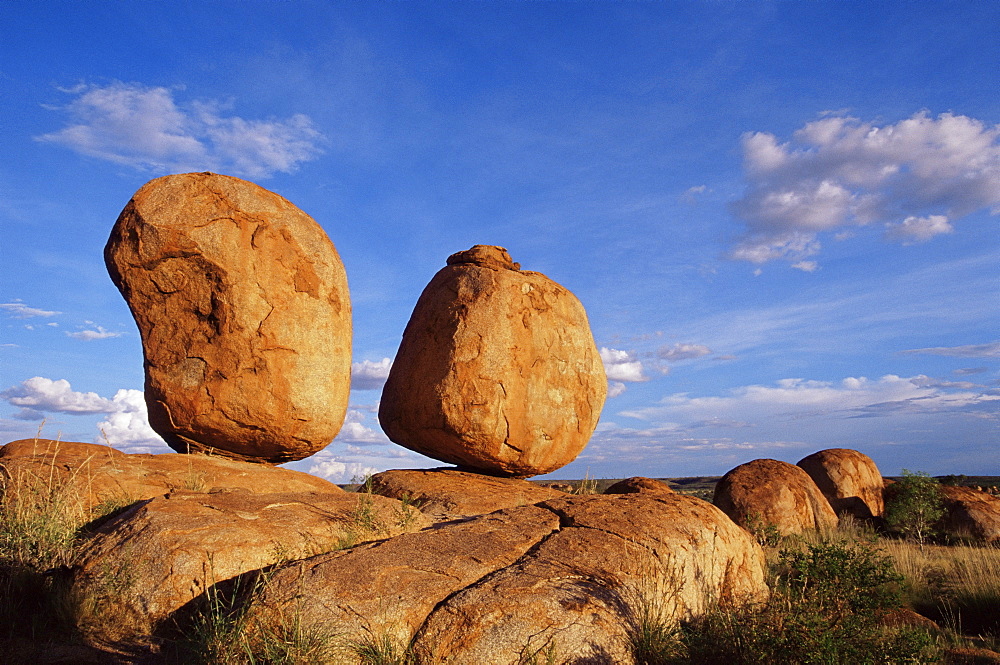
(2, 459), (1000, 664)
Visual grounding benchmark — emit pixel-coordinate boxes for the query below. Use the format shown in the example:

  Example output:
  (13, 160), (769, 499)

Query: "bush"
(885, 470), (945, 547)
(654, 541), (938, 664)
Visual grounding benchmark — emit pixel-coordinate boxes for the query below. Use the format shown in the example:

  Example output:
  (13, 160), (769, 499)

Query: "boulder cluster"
(1, 173), (771, 662)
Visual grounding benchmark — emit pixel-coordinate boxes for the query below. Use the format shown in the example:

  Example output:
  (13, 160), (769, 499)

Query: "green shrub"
(885, 470), (945, 547)
(655, 541), (939, 664)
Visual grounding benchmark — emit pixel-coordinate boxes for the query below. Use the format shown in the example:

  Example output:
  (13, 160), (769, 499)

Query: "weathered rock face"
(605, 476), (675, 496)
(714, 458), (838, 535)
(797, 448), (885, 518)
(0, 439), (341, 518)
(367, 467), (566, 521)
(379, 245), (607, 478)
(939, 485), (1000, 542)
(105, 173), (351, 463)
(72, 489), (428, 648)
(253, 493), (768, 664)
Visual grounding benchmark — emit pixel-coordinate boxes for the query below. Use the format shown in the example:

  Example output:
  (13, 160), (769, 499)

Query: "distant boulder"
(105, 172), (351, 463)
(379, 245), (606, 478)
(938, 485), (1000, 542)
(605, 476), (675, 496)
(714, 458), (838, 535)
(797, 448), (885, 518)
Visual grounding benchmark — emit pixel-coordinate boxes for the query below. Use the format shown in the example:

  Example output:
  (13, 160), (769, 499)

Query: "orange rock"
(366, 467), (566, 520)
(714, 458), (838, 535)
(105, 173), (351, 463)
(72, 489), (428, 648)
(939, 485), (1000, 542)
(0, 439), (342, 518)
(253, 493), (767, 662)
(797, 448), (885, 518)
(605, 476), (675, 496)
(379, 245), (606, 477)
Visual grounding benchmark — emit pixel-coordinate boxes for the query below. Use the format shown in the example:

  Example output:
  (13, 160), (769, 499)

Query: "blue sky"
(1, 1), (998, 482)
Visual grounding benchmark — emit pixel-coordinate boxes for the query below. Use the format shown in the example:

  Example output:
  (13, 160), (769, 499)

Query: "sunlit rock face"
(105, 172), (351, 463)
(797, 448), (886, 518)
(378, 245), (607, 478)
(714, 458), (839, 535)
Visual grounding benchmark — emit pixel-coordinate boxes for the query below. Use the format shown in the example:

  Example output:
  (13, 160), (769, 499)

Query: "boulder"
(252, 493), (767, 663)
(938, 485), (1000, 542)
(605, 476), (674, 496)
(797, 448), (885, 518)
(105, 172), (351, 463)
(0, 439), (341, 518)
(72, 489), (428, 649)
(378, 245), (606, 478)
(714, 458), (838, 535)
(366, 467), (566, 521)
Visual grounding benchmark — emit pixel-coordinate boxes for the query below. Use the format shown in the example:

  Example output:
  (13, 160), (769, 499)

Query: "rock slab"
(379, 245), (606, 477)
(105, 172), (351, 463)
(714, 458), (839, 535)
(0, 438), (341, 518)
(797, 448), (885, 519)
(366, 467), (567, 521)
(72, 489), (428, 648)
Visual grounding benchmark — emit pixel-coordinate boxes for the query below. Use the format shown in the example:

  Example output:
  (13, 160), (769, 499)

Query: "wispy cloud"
(66, 325), (123, 341)
(1, 302), (60, 319)
(901, 341), (1000, 358)
(36, 82), (324, 178)
(730, 111), (1000, 265)
(658, 343), (712, 362)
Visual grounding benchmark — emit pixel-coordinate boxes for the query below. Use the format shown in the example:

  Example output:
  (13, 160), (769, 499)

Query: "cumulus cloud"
(0, 377), (168, 453)
(66, 325), (123, 341)
(901, 341), (1000, 358)
(600, 347), (647, 383)
(307, 458), (380, 484)
(351, 358), (393, 390)
(1, 302), (60, 319)
(658, 343), (712, 361)
(730, 111), (1000, 264)
(2, 377), (119, 414)
(36, 82), (324, 178)
(333, 408), (390, 445)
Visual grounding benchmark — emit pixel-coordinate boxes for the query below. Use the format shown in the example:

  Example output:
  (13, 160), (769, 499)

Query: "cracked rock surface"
(105, 173), (351, 463)
(253, 493), (768, 664)
(379, 245), (606, 478)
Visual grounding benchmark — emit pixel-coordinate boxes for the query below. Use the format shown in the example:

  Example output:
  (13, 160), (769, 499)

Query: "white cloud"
(95, 389), (169, 453)
(731, 111), (1000, 264)
(791, 260), (819, 273)
(1, 302), (60, 319)
(307, 458), (380, 484)
(599, 347), (647, 383)
(1, 377), (119, 414)
(658, 343), (712, 361)
(333, 408), (390, 445)
(902, 341), (1000, 358)
(351, 358), (393, 390)
(608, 382), (627, 398)
(66, 326), (123, 341)
(36, 82), (324, 178)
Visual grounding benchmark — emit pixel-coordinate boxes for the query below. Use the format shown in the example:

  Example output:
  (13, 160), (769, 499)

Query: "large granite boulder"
(938, 485), (1000, 542)
(0, 439), (341, 518)
(797, 448), (885, 518)
(714, 458), (838, 535)
(379, 245), (607, 478)
(72, 489), (429, 649)
(105, 172), (351, 463)
(366, 467), (566, 521)
(252, 493), (768, 663)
